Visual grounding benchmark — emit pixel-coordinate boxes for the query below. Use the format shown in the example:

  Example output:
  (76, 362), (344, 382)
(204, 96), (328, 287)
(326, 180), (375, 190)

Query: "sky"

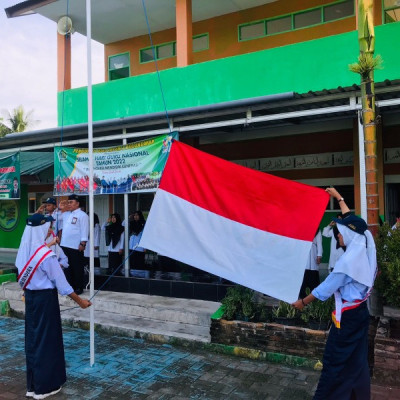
(0, 0), (104, 131)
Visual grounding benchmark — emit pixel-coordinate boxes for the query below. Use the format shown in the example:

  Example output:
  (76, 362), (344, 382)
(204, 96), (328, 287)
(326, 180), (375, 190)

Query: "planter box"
(211, 318), (328, 360)
(373, 317), (400, 387)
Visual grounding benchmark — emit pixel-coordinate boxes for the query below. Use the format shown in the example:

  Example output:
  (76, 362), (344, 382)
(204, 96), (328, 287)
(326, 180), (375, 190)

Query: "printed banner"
(0, 153), (20, 200)
(54, 132), (178, 196)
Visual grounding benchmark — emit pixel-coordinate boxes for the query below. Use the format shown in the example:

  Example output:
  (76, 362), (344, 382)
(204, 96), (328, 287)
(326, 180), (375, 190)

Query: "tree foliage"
(4, 105), (36, 133)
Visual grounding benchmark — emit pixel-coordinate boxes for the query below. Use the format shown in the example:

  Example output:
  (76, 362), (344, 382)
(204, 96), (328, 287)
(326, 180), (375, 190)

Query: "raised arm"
(325, 187), (351, 215)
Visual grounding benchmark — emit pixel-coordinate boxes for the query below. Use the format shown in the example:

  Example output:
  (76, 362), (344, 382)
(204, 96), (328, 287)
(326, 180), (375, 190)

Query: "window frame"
(108, 52), (130, 81)
(193, 33), (209, 52)
(238, 0), (355, 42)
(382, 0), (400, 24)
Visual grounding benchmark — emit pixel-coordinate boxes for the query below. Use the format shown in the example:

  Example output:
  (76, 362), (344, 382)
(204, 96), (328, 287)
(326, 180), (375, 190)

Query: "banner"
(0, 153), (20, 200)
(54, 132), (178, 196)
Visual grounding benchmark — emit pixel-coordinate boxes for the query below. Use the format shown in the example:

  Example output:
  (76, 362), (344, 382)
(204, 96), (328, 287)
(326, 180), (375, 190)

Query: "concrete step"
(1, 282), (220, 343)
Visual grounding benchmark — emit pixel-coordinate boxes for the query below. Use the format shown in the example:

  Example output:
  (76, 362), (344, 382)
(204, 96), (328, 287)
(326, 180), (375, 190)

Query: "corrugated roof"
(0, 151), (53, 175)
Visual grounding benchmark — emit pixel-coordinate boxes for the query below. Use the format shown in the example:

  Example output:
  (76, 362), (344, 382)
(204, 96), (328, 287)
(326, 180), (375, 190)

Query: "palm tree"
(349, 0), (382, 237)
(5, 105), (36, 133)
(0, 117), (11, 138)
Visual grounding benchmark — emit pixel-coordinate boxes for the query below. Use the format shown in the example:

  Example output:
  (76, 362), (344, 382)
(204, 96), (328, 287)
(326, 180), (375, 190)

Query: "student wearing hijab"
(129, 211), (146, 272)
(299, 228), (323, 298)
(16, 213), (91, 400)
(102, 213), (124, 273)
(293, 188), (376, 400)
(322, 214), (345, 273)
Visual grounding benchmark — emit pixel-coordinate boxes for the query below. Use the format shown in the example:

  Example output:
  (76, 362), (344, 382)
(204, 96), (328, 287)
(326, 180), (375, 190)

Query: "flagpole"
(86, 0), (95, 367)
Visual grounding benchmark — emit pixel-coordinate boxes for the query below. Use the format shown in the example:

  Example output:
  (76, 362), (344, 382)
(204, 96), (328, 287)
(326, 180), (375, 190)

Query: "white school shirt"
(50, 209), (63, 235)
(60, 209), (89, 250)
(305, 231), (323, 271)
(322, 225), (344, 271)
(101, 222), (124, 253)
(84, 223), (100, 258)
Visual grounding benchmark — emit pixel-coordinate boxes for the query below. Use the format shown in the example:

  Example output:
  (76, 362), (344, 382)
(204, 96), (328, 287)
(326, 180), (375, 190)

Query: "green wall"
(0, 184), (27, 249)
(58, 22), (400, 126)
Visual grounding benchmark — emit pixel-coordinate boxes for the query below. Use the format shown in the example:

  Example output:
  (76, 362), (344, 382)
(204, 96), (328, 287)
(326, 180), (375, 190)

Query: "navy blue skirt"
(25, 288), (67, 395)
(313, 301), (370, 400)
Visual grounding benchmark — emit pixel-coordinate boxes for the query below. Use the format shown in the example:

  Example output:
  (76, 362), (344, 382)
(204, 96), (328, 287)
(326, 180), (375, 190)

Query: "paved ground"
(1, 316), (399, 400)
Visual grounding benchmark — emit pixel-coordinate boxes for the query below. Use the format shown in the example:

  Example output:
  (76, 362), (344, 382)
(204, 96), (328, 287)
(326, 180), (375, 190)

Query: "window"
(294, 9), (322, 29)
(28, 192), (45, 215)
(383, 0), (400, 23)
(266, 16), (292, 35)
(140, 34), (207, 63)
(238, 1), (355, 42)
(324, 0), (354, 22)
(157, 42), (175, 59)
(108, 53), (130, 81)
(239, 21), (265, 40)
(193, 34), (209, 52)
(140, 48), (154, 63)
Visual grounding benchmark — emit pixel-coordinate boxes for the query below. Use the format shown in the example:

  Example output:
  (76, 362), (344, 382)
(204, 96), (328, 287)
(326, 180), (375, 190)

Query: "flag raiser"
(139, 141), (329, 303)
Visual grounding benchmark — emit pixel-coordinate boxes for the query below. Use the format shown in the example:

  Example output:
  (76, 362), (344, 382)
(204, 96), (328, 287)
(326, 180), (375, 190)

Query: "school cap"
(333, 214), (367, 235)
(42, 197), (56, 205)
(68, 194), (80, 202)
(26, 213), (55, 227)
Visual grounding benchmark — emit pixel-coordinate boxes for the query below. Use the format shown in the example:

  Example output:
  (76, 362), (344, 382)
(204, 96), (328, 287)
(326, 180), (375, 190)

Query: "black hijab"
(130, 211), (146, 236)
(106, 213), (124, 247)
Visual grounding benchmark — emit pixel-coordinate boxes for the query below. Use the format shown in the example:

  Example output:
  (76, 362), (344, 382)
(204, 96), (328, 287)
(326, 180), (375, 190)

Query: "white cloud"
(0, 1), (104, 131)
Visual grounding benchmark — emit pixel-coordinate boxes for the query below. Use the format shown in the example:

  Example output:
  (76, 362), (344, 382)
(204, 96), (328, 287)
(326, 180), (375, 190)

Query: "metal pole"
(358, 106), (367, 221)
(123, 128), (130, 277)
(86, 0), (95, 367)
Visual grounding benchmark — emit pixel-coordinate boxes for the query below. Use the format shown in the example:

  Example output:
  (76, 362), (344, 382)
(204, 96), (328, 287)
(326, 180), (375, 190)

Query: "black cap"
(42, 197), (56, 205)
(68, 194), (80, 202)
(333, 214), (367, 235)
(26, 213), (55, 227)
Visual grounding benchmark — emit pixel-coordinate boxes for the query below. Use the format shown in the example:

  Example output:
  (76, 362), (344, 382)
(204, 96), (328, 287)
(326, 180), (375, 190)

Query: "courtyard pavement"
(1, 316), (400, 400)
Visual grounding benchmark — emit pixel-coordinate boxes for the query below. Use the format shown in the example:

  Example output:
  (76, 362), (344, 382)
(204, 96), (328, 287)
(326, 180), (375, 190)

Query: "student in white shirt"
(84, 212), (101, 268)
(16, 213), (91, 400)
(102, 213), (124, 274)
(60, 194), (89, 295)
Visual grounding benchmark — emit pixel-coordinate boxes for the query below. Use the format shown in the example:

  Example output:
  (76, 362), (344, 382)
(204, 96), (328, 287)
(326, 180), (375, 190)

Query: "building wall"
(0, 184), (27, 250)
(104, 0), (360, 79)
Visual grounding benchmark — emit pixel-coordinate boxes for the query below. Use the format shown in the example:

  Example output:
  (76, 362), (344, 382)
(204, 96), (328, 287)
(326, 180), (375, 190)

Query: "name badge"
(71, 217), (78, 224)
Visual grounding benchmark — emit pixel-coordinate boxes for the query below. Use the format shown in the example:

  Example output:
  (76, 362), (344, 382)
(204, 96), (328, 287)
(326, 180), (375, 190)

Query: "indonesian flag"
(140, 141), (329, 303)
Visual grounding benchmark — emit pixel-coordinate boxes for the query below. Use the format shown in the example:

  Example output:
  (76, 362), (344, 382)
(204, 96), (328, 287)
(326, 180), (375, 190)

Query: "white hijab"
(15, 221), (55, 273)
(332, 224), (377, 288)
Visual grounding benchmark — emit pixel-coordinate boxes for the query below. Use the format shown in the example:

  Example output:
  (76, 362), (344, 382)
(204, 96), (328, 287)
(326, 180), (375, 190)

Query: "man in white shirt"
(60, 194), (89, 295)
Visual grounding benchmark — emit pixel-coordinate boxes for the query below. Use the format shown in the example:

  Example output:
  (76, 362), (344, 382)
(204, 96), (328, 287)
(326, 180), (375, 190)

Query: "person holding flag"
(16, 213), (91, 399)
(293, 187), (377, 400)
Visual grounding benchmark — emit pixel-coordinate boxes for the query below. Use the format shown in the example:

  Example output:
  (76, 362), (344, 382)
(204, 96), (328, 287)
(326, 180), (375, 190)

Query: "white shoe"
(26, 391), (34, 398)
(33, 387), (61, 399)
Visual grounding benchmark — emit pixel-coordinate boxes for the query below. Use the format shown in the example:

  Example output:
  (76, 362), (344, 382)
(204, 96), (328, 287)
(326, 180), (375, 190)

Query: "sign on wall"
(233, 151), (354, 172)
(0, 200), (19, 232)
(0, 153), (20, 200)
(54, 132), (178, 196)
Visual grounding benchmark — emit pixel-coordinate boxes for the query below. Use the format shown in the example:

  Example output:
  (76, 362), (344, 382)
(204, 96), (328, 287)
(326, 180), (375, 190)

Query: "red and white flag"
(140, 141), (329, 303)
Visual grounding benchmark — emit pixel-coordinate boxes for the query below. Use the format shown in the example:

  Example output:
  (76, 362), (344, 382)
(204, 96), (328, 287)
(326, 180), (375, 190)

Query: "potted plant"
(221, 285), (257, 321)
(272, 301), (298, 326)
(375, 223), (400, 309)
(300, 289), (334, 330)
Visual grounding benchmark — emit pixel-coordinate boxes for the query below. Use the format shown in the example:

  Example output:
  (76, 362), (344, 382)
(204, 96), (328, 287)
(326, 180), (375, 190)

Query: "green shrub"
(221, 286), (272, 322)
(375, 223), (400, 307)
(300, 289), (334, 324)
(272, 301), (297, 319)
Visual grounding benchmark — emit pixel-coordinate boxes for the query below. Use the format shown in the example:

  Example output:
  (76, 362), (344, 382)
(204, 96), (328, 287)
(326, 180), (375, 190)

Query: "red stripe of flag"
(159, 141), (329, 242)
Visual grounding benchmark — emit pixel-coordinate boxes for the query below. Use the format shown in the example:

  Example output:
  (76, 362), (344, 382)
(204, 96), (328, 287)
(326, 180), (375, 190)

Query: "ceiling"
(7, 0), (278, 44)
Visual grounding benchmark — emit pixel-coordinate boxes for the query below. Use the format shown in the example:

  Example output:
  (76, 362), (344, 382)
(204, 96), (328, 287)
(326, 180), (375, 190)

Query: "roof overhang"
(1, 82), (400, 153)
(5, 0), (278, 44)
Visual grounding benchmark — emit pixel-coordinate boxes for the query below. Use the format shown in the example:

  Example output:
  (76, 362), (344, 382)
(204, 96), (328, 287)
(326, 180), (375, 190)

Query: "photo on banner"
(53, 132), (178, 196)
(0, 152), (21, 200)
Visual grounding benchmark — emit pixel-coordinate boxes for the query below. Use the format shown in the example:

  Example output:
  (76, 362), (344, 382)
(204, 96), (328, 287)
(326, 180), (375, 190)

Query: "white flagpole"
(86, 0), (95, 367)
